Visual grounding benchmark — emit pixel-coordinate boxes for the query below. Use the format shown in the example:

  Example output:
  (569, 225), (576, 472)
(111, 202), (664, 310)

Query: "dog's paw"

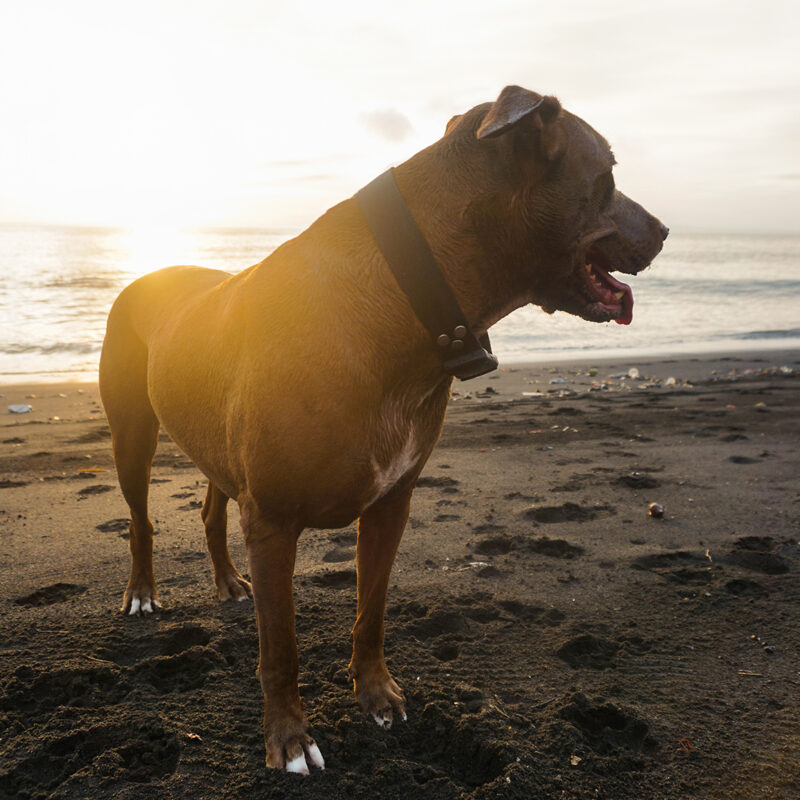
(267, 734), (325, 775)
(215, 570), (252, 602)
(371, 707), (407, 730)
(122, 585), (160, 615)
(350, 664), (407, 730)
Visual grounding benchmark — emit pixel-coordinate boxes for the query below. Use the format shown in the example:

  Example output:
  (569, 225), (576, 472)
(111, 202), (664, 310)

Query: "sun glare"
(117, 225), (202, 282)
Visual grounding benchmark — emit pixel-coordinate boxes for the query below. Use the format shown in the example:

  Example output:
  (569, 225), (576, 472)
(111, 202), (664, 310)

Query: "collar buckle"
(443, 347), (499, 380)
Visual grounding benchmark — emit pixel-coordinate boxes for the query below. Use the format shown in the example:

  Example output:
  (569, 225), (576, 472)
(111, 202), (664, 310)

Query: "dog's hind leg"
(201, 482), (252, 601)
(99, 320), (160, 615)
(348, 483), (410, 730)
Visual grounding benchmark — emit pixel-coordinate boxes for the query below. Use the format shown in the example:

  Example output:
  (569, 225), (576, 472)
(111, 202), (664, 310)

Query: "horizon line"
(0, 220), (798, 239)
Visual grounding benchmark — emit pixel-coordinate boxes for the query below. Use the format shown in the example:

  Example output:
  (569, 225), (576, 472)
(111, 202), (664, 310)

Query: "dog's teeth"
(613, 291), (624, 300)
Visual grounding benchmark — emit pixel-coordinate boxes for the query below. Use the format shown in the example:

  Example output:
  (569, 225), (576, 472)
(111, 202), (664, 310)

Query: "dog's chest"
(370, 434), (418, 500)
(365, 402), (423, 505)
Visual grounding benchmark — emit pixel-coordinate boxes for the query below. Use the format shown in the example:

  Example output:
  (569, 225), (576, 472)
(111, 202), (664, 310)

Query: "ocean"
(1, 225), (798, 382)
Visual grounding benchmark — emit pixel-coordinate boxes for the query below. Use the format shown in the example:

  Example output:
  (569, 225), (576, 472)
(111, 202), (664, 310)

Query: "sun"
(117, 225), (203, 282)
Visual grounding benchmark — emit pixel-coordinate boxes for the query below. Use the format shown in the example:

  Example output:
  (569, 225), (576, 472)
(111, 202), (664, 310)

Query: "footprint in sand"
(498, 599), (565, 625)
(77, 484), (114, 496)
(632, 551), (718, 585)
(329, 531), (357, 546)
(528, 537), (585, 559)
(725, 536), (791, 575)
(474, 535), (514, 555)
(416, 475), (460, 492)
(556, 633), (619, 669)
(71, 426), (110, 443)
(132, 645), (226, 694)
(95, 518), (157, 541)
(522, 502), (614, 523)
(14, 583), (87, 606)
(310, 569), (357, 588)
(3, 713), (179, 791)
(0, 478), (29, 488)
(408, 703), (507, 785)
(557, 693), (657, 755)
(432, 642), (460, 661)
(406, 608), (473, 640)
(615, 472), (661, 489)
(725, 578), (767, 596)
(322, 547), (354, 563)
(2, 662), (123, 713)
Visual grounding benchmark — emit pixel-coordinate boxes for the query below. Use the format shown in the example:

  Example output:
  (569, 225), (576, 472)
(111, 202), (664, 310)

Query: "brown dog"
(99, 85), (667, 775)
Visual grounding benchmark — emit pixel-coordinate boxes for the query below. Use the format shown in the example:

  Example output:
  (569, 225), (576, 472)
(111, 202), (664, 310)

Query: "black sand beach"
(1, 350), (799, 799)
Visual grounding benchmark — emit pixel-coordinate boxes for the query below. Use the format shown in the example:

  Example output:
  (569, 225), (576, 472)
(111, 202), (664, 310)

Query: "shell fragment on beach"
(648, 502), (665, 519)
(8, 404), (32, 414)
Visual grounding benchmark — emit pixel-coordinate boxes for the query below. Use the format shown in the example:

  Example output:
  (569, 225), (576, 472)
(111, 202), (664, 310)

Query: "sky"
(1, 0), (798, 234)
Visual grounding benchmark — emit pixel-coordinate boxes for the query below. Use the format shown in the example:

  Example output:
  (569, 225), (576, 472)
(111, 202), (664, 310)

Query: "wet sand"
(1, 350), (799, 799)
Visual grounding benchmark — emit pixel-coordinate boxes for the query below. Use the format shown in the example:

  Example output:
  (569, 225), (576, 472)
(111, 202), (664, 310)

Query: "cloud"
(359, 109), (414, 142)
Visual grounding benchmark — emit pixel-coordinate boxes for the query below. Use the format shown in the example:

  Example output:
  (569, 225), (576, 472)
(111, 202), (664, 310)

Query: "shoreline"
(2, 344), (799, 389)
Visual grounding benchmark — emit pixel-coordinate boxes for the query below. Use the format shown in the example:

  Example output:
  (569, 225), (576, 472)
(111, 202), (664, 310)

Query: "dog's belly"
(244, 429), (423, 529)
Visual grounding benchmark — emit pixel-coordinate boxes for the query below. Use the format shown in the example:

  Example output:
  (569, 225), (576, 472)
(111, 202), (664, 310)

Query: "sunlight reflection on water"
(0, 225), (287, 379)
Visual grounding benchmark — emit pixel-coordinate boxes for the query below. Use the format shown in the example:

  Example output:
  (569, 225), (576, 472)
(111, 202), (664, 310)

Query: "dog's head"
(442, 85), (668, 326)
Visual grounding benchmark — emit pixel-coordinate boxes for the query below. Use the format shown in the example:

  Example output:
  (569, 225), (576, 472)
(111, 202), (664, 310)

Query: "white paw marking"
(402, 712), (407, 722)
(372, 711), (392, 730)
(307, 741), (325, 769)
(128, 596), (158, 615)
(286, 754), (309, 775)
(237, 594), (248, 602)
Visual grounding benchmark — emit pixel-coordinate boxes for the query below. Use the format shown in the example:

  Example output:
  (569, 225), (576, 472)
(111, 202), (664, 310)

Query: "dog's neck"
(391, 150), (533, 337)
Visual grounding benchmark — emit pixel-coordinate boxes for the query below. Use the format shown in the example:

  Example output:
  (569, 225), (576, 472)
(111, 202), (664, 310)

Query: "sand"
(1, 350), (799, 800)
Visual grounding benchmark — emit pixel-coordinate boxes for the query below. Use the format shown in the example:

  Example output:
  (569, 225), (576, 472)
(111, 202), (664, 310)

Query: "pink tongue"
(602, 270), (633, 325)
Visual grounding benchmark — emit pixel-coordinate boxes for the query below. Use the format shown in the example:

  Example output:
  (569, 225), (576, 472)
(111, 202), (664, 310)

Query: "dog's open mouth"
(578, 249), (634, 325)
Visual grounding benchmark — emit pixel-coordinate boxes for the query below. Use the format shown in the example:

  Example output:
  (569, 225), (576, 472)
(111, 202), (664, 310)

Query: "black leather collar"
(356, 169), (498, 381)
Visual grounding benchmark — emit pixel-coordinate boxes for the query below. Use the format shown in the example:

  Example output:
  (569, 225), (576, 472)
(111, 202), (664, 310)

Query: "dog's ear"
(444, 113), (463, 135)
(477, 85), (564, 161)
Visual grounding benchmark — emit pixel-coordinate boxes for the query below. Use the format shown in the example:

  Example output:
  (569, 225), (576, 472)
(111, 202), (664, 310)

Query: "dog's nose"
(659, 222), (669, 241)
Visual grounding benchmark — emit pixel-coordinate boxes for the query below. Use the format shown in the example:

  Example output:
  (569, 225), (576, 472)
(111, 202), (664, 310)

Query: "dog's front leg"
(242, 503), (324, 774)
(348, 483), (411, 729)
